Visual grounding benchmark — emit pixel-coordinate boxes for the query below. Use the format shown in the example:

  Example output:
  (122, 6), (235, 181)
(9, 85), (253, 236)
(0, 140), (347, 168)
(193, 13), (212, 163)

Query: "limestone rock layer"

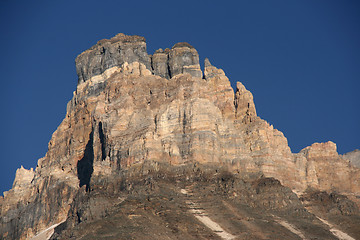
(1, 33), (359, 240)
(76, 33), (202, 84)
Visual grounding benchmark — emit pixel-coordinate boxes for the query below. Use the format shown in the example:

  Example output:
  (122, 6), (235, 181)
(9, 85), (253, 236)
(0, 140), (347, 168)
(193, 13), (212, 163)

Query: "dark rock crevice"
(77, 129), (94, 192)
(98, 122), (106, 161)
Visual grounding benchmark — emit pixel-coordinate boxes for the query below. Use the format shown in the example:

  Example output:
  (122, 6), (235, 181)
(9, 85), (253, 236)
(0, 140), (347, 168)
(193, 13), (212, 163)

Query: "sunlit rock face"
(294, 142), (360, 194)
(1, 33), (359, 240)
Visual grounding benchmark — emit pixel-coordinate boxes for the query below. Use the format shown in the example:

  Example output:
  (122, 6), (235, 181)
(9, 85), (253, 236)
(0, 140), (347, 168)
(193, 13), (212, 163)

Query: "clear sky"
(1, 0), (359, 194)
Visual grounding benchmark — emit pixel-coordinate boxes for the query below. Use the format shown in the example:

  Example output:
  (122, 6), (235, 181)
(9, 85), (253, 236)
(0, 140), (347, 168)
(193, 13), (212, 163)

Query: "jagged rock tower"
(1, 34), (359, 240)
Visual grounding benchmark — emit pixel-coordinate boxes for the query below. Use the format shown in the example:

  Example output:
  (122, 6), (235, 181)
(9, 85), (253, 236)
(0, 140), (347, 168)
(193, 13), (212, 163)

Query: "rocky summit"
(1, 33), (360, 240)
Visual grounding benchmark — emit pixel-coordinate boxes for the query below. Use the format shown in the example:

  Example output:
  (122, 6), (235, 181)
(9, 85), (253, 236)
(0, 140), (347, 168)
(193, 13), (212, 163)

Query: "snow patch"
(30, 220), (65, 240)
(181, 188), (236, 240)
(317, 217), (355, 240)
(272, 215), (306, 240)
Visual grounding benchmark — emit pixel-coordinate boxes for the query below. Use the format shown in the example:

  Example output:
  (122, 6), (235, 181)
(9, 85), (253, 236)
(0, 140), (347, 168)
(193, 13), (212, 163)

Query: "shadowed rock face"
(1, 33), (360, 240)
(151, 43), (202, 79)
(75, 33), (151, 83)
(76, 34), (202, 83)
(77, 129), (94, 192)
(151, 48), (170, 79)
(168, 42), (202, 78)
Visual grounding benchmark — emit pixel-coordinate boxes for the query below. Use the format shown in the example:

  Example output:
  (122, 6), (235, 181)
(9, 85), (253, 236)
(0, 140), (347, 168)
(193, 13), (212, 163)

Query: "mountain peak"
(2, 33), (360, 240)
(172, 42), (195, 49)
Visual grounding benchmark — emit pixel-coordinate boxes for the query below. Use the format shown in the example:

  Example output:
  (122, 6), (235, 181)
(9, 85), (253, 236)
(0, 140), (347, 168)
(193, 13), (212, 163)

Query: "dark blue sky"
(1, 0), (359, 194)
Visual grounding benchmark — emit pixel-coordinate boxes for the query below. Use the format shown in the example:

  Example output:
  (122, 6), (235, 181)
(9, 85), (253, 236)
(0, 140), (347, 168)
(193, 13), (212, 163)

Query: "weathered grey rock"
(344, 149), (360, 168)
(151, 44), (202, 79)
(76, 35), (203, 82)
(151, 48), (170, 79)
(168, 42), (202, 78)
(75, 33), (151, 84)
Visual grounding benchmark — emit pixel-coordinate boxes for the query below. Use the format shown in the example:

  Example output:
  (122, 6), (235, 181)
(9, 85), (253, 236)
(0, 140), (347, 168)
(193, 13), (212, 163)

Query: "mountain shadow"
(77, 129), (94, 192)
(98, 122), (106, 160)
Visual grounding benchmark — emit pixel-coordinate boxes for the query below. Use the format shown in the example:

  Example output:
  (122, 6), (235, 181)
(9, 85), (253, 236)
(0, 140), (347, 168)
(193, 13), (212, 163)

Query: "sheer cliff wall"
(1, 33), (359, 240)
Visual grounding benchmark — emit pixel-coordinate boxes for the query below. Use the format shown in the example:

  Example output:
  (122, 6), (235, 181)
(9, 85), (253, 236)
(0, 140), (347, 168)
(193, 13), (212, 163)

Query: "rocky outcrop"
(294, 141), (360, 196)
(344, 149), (360, 168)
(1, 168), (76, 240)
(151, 48), (170, 79)
(151, 43), (202, 79)
(76, 34), (202, 84)
(168, 42), (202, 78)
(12, 166), (34, 190)
(75, 33), (151, 84)
(1, 33), (359, 239)
(234, 81), (257, 123)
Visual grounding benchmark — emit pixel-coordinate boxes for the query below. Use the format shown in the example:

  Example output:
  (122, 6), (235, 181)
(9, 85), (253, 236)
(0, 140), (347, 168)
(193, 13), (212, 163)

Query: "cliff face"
(1, 34), (359, 240)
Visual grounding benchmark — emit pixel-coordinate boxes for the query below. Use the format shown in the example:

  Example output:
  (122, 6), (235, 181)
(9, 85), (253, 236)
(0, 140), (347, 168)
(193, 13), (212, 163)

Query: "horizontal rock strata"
(1, 33), (359, 240)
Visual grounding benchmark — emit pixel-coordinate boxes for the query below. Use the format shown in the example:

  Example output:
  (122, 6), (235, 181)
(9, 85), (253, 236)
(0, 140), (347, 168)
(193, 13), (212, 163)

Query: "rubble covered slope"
(1, 33), (359, 240)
